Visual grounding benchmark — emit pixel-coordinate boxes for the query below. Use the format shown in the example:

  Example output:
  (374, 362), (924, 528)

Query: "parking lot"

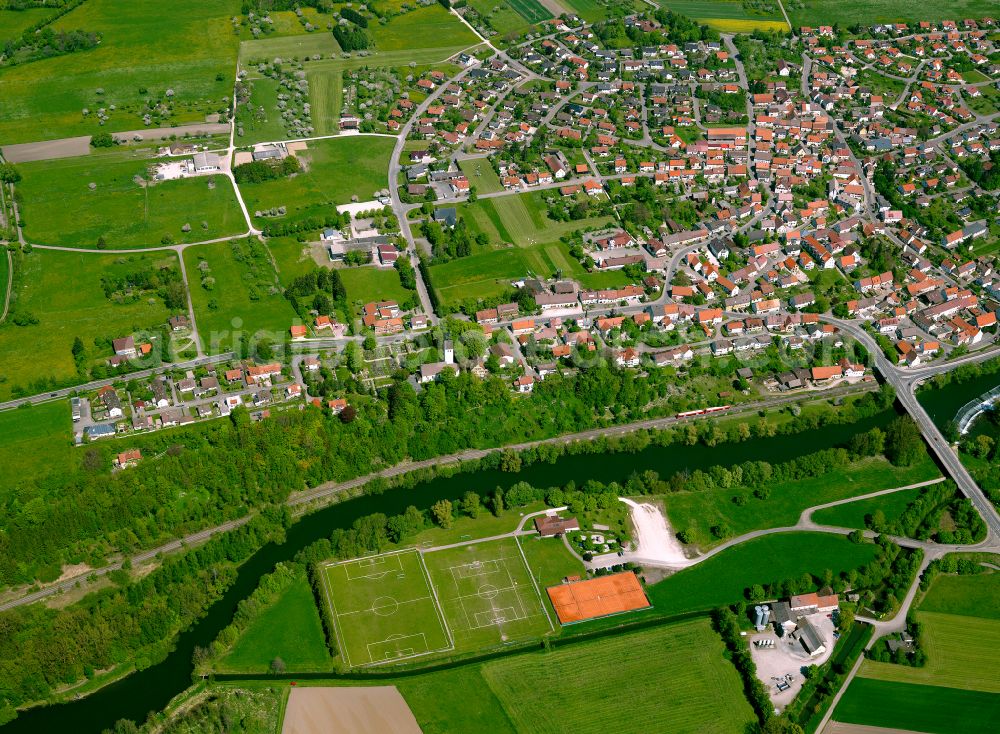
(749, 612), (837, 711)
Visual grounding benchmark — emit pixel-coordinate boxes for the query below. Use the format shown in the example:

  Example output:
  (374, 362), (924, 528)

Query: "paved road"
(829, 317), (1000, 541)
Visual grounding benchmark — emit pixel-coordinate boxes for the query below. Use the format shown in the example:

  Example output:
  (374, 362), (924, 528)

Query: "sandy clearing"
(281, 686), (422, 734)
(621, 497), (689, 565)
(824, 722), (930, 734)
(3, 137), (91, 163)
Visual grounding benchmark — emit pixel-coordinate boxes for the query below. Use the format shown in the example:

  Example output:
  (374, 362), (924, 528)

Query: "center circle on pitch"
(372, 596), (399, 616)
(479, 584), (500, 600)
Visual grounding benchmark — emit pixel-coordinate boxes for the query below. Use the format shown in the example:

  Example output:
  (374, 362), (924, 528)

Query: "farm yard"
(0, 249), (176, 400)
(0, 0), (240, 144)
(16, 150), (246, 249)
(480, 619), (756, 734)
(183, 239), (298, 353)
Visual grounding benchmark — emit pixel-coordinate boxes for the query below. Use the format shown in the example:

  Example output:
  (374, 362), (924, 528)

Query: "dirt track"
(281, 686), (422, 734)
(825, 722), (929, 734)
(2, 122), (231, 163)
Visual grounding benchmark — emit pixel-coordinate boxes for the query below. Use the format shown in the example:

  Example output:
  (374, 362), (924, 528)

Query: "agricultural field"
(307, 69), (343, 137)
(16, 150), (246, 248)
(0, 0), (241, 144)
(562, 0), (644, 23)
(183, 238), (298, 353)
(833, 678), (1000, 734)
(0, 401), (75, 497)
(0, 249), (176, 400)
(659, 0), (788, 32)
(241, 137), (395, 228)
(458, 158), (504, 194)
(423, 537), (553, 653)
(787, 0), (998, 27)
(665, 454), (941, 548)
(646, 533), (881, 615)
(457, 193), (614, 249)
(917, 568), (1000, 620)
(506, 0), (553, 25)
(467, 0), (535, 37)
(480, 619), (756, 734)
(220, 573), (333, 673)
(371, 4), (479, 52)
(320, 549), (453, 667)
(834, 567), (1000, 731)
(340, 266), (413, 309)
(234, 76), (294, 146)
(429, 241), (584, 306)
(238, 31), (340, 63)
(859, 612), (1000, 692)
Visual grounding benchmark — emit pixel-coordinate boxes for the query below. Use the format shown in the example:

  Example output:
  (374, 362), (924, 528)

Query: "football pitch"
(424, 538), (554, 651)
(321, 539), (552, 668)
(321, 549), (452, 667)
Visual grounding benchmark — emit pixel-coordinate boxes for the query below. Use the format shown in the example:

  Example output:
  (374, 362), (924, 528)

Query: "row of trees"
(0, 512), (288, 717)
(233, 155), (300, 184)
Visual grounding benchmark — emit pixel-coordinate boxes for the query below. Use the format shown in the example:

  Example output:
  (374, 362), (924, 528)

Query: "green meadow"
(646, 533), (881, 615)
(0, 249), (176, 399)
(0, 6), (59, 43)
(0, 401), (76, 497)
(481, 620), (755, 734)
(0, 0), (241, 143)
(241, 136), (395, 228)
(917, 568), (1000, 620)
(220, 572), (332, 673)
(665, 455), (941, 548)
(372, 4), (479, 51)
(458, 193), (613, 248)
(17, 150), (245, 248)
(787, 0), (998, 27)
(340, 266), (412, 308)
(183, 239), (298, 352)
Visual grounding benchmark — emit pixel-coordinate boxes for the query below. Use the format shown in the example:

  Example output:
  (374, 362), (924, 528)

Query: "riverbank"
(0, 390), (899, 733)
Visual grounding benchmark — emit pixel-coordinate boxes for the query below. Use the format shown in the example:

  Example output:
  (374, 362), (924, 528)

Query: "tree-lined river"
(2, 408), (903, 733)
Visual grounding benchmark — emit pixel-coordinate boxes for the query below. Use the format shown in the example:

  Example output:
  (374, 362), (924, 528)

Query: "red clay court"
(546, 572), (651, 624)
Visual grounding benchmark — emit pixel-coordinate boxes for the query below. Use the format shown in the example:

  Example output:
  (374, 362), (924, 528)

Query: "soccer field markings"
(322, 549), (455, 668)
(444, 552), (540, 632)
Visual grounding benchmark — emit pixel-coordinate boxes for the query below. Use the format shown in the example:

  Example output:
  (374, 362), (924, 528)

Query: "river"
(2, 409), (899, 733)
(918, 367), (1000, 439)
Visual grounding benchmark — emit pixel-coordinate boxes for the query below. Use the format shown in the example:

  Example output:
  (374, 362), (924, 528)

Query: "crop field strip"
(833, 678), (1000, 734)
(507, 0), (554, 25)
(321, 549), (454, 667)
